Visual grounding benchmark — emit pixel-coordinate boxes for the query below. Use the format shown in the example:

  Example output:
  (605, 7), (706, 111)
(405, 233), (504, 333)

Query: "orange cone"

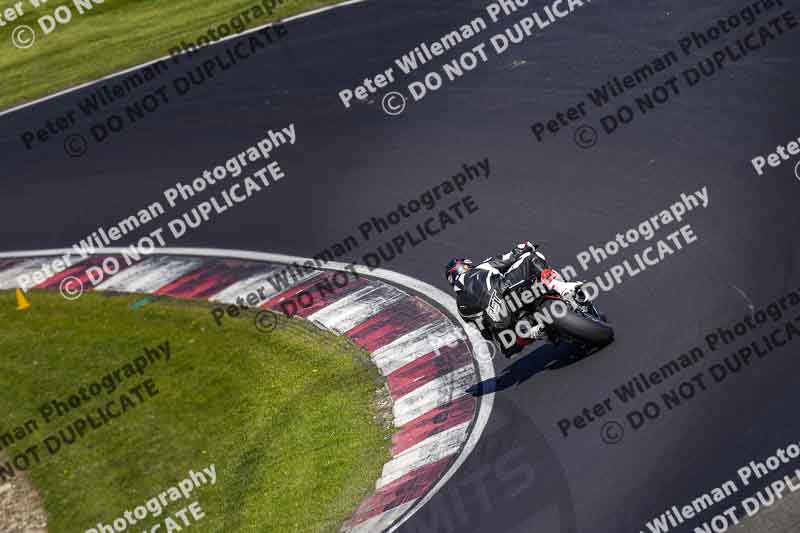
(15, 288), (31, 311)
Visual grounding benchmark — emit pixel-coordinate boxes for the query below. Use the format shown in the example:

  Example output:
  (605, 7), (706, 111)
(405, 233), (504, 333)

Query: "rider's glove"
(515, 241), (536, 254)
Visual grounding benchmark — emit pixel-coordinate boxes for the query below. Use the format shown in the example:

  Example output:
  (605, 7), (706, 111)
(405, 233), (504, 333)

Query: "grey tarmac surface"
(2, 1), (800, 532)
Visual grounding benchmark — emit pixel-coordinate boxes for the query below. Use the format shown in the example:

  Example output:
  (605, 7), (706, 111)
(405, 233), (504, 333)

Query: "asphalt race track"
(2, 0), (800, 531)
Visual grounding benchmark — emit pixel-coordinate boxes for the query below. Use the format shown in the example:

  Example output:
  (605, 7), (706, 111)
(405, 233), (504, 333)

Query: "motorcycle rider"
(446, 241), (581, 357)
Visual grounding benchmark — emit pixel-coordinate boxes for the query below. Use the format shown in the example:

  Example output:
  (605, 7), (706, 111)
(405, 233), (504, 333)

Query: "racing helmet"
(445, 258), (473, 289)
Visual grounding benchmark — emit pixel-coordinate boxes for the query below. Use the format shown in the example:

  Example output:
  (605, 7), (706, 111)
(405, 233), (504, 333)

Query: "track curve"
(2, 1), (800, 531)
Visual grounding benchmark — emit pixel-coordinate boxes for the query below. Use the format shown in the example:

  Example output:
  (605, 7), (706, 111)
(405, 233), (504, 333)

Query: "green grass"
(0, 0), (342, 111)
(0, 289), (392, 532)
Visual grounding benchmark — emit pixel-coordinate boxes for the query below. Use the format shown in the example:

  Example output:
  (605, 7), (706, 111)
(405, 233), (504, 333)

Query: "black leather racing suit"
(455, 244), (550, 334)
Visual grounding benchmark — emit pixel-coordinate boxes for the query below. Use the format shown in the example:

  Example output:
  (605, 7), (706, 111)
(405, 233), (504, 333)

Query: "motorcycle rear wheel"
(541, 300), (615, 348)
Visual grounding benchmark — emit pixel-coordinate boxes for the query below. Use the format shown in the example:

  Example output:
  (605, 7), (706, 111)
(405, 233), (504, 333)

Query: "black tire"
(541, 300), (614, 347)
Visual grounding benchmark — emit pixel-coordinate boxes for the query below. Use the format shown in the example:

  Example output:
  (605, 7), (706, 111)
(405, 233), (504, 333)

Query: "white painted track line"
(0, 0), (368, 117)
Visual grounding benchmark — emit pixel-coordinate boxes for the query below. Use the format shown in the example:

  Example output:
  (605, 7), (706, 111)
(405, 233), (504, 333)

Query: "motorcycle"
(483, 267), (614, 357)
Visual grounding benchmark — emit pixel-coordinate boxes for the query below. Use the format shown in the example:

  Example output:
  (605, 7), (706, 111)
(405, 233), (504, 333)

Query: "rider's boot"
(502, 324), (547, 358)
(526, 323), (547, 340)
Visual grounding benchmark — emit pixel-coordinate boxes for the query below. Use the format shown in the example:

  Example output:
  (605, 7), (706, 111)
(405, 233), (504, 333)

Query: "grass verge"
(0, 289), (392, 532)
(1, 0), (344, 111)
